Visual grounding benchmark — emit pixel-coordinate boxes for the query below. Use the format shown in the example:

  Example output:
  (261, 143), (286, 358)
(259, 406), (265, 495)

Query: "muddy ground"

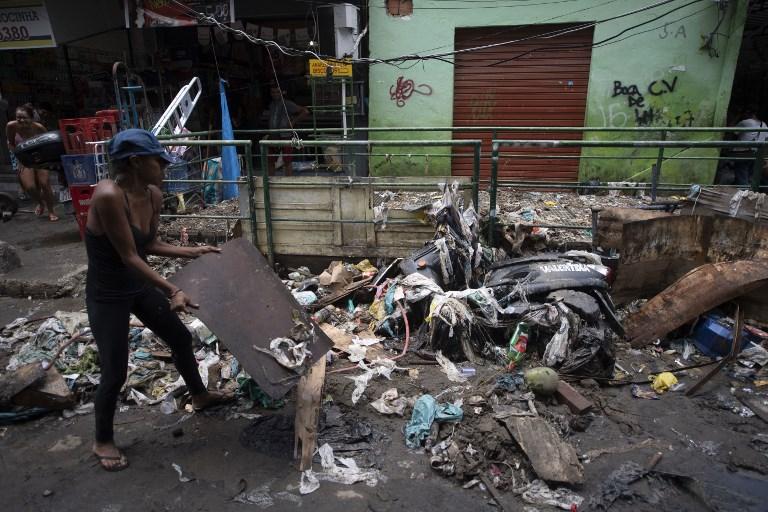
(1, 197), (767, 512)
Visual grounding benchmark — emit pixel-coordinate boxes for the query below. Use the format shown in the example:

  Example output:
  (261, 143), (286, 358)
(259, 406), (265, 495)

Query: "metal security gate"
(452, 24), (595, 181)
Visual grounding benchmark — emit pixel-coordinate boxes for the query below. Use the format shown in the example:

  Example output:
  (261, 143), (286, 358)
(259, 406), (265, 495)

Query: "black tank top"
(85, 189), (157, 302)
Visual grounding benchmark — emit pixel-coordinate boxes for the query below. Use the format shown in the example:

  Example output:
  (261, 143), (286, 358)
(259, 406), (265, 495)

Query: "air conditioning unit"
(333, 3), (359, 59)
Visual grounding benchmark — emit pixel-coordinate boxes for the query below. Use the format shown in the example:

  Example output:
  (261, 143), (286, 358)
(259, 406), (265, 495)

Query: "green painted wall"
(367, 0), (748, 182)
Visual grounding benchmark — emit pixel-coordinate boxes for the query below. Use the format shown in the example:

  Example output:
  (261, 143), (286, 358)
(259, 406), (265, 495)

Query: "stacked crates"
(59, 114), (118, 239)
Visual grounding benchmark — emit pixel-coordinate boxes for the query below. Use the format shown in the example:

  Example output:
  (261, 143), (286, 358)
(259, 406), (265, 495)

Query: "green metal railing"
(154, 127), (767, 262)
(158, 139), (257, 245)
(258, 138), (483, 266)
(488, 138), (768, 244)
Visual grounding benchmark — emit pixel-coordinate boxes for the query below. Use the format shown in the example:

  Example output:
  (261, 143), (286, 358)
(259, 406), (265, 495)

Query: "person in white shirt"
(733, 106), (767, 186)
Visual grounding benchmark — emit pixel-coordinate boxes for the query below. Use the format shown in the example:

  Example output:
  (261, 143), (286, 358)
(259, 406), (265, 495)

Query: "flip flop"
(94, 452), (129, 472)
(34, 205), (44, 216)
(48, 214), (59, 222)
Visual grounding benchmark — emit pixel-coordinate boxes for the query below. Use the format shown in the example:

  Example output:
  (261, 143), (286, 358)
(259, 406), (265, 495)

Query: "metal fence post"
(488, 141), (499, 245)
(244, 142), (258, 246)
(652, 129), (666, 196)
(752, 144), (766, 192)
(260, 143), (276, 267)
(472, 141), (480, 209)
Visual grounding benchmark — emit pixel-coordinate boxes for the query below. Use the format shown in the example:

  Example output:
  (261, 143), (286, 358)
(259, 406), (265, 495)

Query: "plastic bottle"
(312, 305), (335, 324)
(507, 322), (529, 370)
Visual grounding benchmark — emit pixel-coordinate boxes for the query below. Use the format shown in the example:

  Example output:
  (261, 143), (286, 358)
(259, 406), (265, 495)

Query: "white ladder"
(151, 77), (202, 137)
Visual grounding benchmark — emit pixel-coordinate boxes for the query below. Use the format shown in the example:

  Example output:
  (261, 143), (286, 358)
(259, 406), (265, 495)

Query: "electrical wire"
(481, 0), (708, 67)
(377, 0), (700, 65)
(172, 0), (712, 71)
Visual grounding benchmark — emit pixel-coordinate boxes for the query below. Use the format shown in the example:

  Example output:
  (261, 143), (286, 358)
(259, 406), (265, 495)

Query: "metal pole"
(472, 141), (481, 209)
(653, 129), (666, 195)
(260, 144), (275, 268)
(488, 141), (499, 245)
(245, 143), (258, 247)
(752, 145), (766, 192)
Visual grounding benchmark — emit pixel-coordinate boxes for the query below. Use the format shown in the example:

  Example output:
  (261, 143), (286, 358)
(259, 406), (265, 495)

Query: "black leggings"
(87, 286), (206, 443)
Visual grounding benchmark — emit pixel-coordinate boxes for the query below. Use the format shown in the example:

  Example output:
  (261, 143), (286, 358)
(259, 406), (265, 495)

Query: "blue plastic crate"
(692, 313), (756, 358)
(61, 154), (97, 186)
(164, 161), (192, 194)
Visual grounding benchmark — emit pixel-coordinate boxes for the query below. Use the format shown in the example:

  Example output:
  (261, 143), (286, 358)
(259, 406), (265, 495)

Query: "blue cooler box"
(692, 313), (757, 357)
(61, 154), (98, 185)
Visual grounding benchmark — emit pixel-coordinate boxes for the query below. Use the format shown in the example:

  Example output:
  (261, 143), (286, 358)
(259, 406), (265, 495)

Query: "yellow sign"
(309, 59), (352, 78)
(0, 0), (55, 50)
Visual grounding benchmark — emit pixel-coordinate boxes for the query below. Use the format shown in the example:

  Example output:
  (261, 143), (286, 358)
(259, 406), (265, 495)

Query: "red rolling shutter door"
(452, 25), (594, 181)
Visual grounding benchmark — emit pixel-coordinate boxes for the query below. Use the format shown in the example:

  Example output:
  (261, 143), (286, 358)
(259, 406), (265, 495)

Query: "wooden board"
(294, 357), (327, 470)
(319, 323), (387, 362)
(170, 238), (332, 399)
(504, 416), (584, 484)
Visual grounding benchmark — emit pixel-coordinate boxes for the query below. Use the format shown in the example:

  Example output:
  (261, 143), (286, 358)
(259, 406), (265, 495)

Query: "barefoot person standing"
(6, 103), (58, 221)
(86, 129), (232, 471)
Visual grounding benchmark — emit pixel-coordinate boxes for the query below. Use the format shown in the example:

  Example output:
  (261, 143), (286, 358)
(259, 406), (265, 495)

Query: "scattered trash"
(404, 394), (463, 449)
(631, 385), (660, 400)
(299, 443), (380, 495)
(172, 463), (195, 483)
(370, 388), (407, 416)
(435, 351), (467, 383)
(522, 479), (583, 510)
(651, 372), (678, 394)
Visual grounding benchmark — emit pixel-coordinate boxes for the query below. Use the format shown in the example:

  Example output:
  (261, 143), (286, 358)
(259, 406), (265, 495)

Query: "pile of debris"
(0, 309), (275, 425)
(158, 198), (241, 241)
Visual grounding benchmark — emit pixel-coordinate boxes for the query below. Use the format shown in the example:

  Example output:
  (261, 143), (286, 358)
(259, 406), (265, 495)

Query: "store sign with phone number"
(0, 0), (55, 50)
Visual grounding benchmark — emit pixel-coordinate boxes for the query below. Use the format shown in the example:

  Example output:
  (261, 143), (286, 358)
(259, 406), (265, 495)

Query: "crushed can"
(507, 322), (529, 370)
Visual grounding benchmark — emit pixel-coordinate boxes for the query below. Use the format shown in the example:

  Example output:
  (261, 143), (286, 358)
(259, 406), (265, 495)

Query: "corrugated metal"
(452, 25), (595, 181)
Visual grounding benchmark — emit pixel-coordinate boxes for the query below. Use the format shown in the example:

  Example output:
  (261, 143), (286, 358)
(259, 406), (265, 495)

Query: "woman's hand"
(188, 245), (221, 258)
(169, 290), (199, 313)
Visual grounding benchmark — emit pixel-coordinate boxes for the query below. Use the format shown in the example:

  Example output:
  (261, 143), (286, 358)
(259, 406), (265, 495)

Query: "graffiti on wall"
(389, 76), (433, 107)
(604, 76), (693, 127)
(658, 22), (687, 40)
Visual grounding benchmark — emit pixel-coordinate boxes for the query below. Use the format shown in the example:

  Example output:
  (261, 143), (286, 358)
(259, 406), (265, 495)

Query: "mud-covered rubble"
(2, 184), (768, 510)
(158, 198), (240, 239)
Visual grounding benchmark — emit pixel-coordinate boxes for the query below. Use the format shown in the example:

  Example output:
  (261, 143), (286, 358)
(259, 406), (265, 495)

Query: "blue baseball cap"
(108, 129), (174, 163)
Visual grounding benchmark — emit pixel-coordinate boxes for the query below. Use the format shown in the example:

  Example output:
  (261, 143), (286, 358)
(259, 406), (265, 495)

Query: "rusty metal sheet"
(625, 260), (768, 348)
(170, 238), (332, 398)
(611, 215), (768, 305)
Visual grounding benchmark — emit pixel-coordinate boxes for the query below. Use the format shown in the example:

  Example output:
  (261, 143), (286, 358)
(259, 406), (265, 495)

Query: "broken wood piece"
(555, 381), (593, 415)
(504, 416), (584, 484)
(151, 350), (173, 362)
(479, 474), (510, 512)
(0, 362), (46, 406)
(294, 356), (327, 471)
(309, 276), (373, 312)
(625, 260), (768, 348)
(11, 367), (75, 410)
(319, 323), (386, 362)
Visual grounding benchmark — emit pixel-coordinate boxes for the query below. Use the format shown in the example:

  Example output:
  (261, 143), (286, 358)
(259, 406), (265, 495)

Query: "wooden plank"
(504, 416), (584, 484)
(319, 323), (387, 362)
(170, 238), (332, 399)
(555, 381), (593, 415)
(294, 357), (327, 470)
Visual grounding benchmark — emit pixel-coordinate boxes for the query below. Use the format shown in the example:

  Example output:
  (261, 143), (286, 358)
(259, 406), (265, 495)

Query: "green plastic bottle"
(507, 322), (529, 370)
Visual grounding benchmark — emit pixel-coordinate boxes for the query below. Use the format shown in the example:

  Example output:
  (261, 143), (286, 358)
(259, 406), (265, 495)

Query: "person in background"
(733, 106), (767, 186)
(6, 103), (58, 221)
(85, 129), (233, 471)
(34, 101), (57, 131)
(263, 84), (309, 176)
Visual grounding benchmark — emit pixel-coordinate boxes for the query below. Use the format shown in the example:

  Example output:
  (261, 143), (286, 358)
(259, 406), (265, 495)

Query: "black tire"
(0, 191), (18, 221)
